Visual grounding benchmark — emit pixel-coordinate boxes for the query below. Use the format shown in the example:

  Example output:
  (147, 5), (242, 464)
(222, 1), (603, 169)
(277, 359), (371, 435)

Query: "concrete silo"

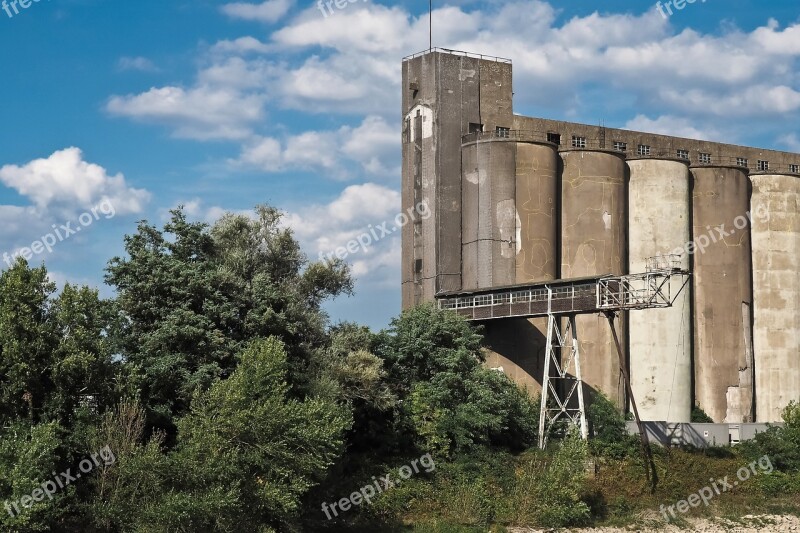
(560, 149), (628, 407)
(627, 159), (692, 422)
(480, 140), (560, 393)
(461, 138), (516, 290)
(466, 138), (557, 392)
(691, 166), (754, 423)
(750, 173), (800, 422)
(516, 141), (560, 283)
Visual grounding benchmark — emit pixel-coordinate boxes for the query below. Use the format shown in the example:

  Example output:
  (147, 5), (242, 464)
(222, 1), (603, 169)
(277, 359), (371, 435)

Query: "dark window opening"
(547, 132), (561, 145)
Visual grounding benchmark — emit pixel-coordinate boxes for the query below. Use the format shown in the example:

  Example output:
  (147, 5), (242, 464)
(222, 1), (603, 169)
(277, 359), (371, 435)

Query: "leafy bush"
(145, 338), (352, 531)
(0, 422), (64, 531)
(739, 401), (800, 473)
(408, 368), (538, 456)
(377, 305), (537, 456)
(509, 433), (591, 527)
(586, 394), (638, 459)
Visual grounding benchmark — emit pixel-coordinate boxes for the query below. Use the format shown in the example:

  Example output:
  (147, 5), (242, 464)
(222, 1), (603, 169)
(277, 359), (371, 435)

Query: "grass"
(312, 445), (800, 530)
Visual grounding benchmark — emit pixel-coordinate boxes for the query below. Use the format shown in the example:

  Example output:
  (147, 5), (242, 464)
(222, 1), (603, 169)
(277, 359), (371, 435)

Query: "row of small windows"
(524, 132), (799, 173)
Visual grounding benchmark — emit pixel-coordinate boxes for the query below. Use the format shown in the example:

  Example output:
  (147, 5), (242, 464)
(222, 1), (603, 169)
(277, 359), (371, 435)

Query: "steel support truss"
(538, 312), (588, 449)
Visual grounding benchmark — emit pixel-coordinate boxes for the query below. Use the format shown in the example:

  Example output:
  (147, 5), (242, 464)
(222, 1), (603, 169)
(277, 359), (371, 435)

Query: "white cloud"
(107, 86), (267, 140)
(233, 115), (398, 178)
(342, 116), (398, 175)
(263, 2), (800, 124)
(210, 36), (273, 55)
(657, 85), (800, 117)
(623, 114), (720, 142)
(107, 2), (800, 176)
(117, 56), (159, 72)
(779, 133), (800, 152)
(0, 148), (150, 215)
(163, 198), (234, 224)
(221, 0), (292, 23)
(284, 182), (403, 284)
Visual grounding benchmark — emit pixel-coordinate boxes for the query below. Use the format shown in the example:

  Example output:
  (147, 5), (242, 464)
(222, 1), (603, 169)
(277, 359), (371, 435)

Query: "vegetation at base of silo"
(692, 406), (715, 423)
(0, 203), (798, 532)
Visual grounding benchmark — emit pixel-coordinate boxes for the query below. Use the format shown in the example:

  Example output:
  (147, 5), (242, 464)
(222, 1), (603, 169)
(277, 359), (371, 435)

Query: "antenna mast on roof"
(429, 0), (433, 50)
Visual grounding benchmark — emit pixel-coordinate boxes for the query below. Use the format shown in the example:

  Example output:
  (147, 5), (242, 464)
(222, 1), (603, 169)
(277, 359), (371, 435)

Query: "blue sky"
(0, 0), (798, 329)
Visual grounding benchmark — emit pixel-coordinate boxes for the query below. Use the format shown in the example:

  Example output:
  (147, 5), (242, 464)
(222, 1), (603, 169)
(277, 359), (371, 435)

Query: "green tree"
(105, 206), (353, 429)
(46, 284), (119, 423)
(0, 259), (56, 424)
(0, 422), (64, 531)
(741, 401), (800, 473)
(147, 338), (351, 531)
(376, 304), (484, 392)
(376, 305), (538, 456)
(209, 206), (352, 391)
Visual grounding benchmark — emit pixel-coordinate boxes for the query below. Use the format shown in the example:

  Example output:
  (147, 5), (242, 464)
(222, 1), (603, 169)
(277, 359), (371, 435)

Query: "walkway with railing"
(437, 255), (689, 320)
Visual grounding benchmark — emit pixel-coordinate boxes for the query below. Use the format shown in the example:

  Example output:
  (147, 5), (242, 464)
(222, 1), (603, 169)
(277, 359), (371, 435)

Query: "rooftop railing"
(402, 48), (512, 63)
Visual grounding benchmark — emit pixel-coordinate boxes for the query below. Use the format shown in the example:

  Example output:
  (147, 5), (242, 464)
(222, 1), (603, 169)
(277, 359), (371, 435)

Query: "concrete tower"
(401, 51), (513, 308)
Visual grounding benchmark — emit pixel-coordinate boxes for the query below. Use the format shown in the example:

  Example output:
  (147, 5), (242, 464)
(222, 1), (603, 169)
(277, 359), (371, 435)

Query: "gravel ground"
(508, 514), (800, 532)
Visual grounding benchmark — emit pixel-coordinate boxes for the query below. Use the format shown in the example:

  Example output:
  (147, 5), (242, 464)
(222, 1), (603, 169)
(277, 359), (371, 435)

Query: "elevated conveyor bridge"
(435, 254), (690, 478)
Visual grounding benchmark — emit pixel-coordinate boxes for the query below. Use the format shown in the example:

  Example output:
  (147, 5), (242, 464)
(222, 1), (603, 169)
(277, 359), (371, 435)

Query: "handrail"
(402, 47), (512, 64)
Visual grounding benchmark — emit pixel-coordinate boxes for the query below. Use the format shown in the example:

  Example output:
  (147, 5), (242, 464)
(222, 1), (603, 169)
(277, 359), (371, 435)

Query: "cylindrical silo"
(561, 149), (627, 408)
(482, 141), (559, 395)
(462, 138), (517, 289)
(750, 173), (800, 423)
(691, 166), (754, 423)
(627, 158), (692, 422)
(516, 141), (559, 282)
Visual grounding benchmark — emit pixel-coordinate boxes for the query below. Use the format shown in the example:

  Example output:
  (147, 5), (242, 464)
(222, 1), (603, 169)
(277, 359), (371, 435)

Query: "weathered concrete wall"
(401, 55), (435, 308)
(479, 140), (516, 288)
(627, 159), (692, 422)
(462, 139), (517, 289)
(516, 142), (559, 282)
(479, 141), (561, 397)
(479, 60), (513, 133)
(750, 174), (800, 422)
(561, 150), (627, 407)
(691, 166), (754, 423)
(461, 142), (480, 291)
(483, 318), (548, 394)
